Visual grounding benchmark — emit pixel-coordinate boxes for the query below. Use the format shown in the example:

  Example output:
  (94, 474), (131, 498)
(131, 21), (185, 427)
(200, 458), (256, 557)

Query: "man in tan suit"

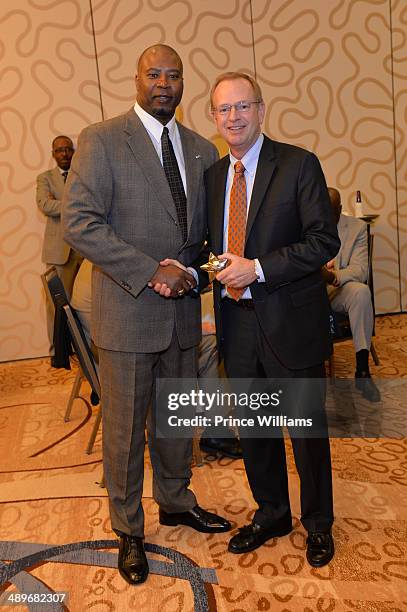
(36, 136), (83, 360)
(323, 187), (380, 402)
(62, 44), (230, 586)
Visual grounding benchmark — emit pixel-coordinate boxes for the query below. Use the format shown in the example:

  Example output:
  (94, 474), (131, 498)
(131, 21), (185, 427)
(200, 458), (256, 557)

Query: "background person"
(62, 44), (230, 586)
(36, 135), (83, 364)
(323, 187), (380, 402)
(205, 72), (340, 568)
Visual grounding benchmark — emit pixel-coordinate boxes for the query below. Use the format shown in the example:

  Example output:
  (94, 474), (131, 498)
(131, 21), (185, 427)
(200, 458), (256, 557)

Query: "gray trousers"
(99, 334), (197, 537)
(328, 281), (373, 353)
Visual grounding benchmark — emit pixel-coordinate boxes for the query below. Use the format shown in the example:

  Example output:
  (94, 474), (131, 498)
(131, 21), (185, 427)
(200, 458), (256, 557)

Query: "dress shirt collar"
(134, 101), (177, 142)
(229, 133), (264, 177)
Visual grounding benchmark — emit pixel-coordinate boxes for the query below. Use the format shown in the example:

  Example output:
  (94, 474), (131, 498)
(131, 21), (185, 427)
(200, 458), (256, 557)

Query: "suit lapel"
(51, 167), (64, 197)
(178, 123), (201, 236)
(212, 157), (229, 253)
(123, 109), (178, 224)
(337, 215), (348, 268)
(245, 137), (277, 244)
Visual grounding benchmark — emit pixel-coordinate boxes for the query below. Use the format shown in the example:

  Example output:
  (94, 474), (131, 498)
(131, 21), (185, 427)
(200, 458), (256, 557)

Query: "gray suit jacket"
(335, 214), (368, 286)
(36, 167), (71, 264)
(62, 108), (218, 353)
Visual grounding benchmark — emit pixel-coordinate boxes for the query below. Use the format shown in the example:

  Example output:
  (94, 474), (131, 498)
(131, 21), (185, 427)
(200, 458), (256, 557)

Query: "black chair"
(328, 233), (379, 380)
(42, 267), (102, 457)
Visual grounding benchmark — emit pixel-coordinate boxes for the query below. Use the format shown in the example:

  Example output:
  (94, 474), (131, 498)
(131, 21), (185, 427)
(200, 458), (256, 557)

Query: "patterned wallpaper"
(0, 0), (406, 362)
(392, 0), (407, 311)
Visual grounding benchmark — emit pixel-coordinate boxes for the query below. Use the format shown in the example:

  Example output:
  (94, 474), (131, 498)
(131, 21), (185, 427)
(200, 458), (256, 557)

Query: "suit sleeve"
(259, 152), (340, 289)
(36, 173), (62, 217)
(62, 126), (158, 299)
(336, 223), (368, 286)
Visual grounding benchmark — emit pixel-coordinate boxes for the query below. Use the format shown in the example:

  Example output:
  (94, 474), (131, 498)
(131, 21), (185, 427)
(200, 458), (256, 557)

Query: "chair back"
(42, 267), (100, 401)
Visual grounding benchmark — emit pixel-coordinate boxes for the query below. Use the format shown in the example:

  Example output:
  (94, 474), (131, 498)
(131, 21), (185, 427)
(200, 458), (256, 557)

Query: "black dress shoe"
(50, 356), (58, 368)
(159, 505), (231, 533)
(306, 531), (334, 567)
(199, 436), (243, 459)
(118, 535), (149, 585)
(228, 520), (292, 554)
(355, 371), (381, 402)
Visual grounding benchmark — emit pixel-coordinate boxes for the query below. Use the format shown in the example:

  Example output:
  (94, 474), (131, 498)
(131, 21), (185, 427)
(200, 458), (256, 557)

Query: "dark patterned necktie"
(161, 126), (187, 242)
(62, 171), (68, 183)
(227, 161), (247, 300)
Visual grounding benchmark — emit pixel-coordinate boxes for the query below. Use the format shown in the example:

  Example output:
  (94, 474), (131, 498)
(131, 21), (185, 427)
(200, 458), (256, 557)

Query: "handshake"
(148, 252), (258, 298)
(148, 258), (196, 298)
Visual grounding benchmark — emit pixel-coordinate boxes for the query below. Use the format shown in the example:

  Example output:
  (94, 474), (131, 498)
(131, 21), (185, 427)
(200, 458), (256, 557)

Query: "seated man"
(199, 287), (242, 459)
(323, 187), (380, 402)
(71, 258), (92, 345)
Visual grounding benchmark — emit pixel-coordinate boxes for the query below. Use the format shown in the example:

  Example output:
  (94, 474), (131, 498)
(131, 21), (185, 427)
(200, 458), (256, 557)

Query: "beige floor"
(0, 315), (406, 611)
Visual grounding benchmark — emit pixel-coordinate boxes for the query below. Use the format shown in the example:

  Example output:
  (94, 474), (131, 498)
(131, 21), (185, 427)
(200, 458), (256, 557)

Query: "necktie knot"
(234, 161), (245, 175)
(62, 171), (68, 182)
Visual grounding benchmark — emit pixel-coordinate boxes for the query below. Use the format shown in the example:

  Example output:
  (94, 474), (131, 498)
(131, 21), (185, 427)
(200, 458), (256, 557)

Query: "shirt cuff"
(187, 266), (199, 291)
(254, 259), (265, 282)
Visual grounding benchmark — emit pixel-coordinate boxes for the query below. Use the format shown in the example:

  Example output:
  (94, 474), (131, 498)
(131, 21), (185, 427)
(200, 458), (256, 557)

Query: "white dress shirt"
(223, 133), (265, 298)
(134, 102), (187, 195)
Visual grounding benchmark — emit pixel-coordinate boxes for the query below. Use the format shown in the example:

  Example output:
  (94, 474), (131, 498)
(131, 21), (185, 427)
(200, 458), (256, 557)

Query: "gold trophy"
(200, 252), (228, 273)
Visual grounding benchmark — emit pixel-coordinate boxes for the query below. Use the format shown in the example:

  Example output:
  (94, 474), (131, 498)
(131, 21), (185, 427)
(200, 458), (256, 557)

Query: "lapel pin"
(195, 154), (201, 159)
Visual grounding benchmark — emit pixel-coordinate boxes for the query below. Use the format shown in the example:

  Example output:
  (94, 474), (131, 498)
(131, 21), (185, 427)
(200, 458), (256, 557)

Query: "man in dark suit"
(205, 72), (340, 567)
(62, 44), (230, 586)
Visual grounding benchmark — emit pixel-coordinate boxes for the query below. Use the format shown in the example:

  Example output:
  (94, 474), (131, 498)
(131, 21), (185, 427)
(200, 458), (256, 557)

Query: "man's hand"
(48, 192), (56, 200)
(148, 258), (190, 297)
(321, 265), (339, 287)
(215, 253), (258, 288)
(148, 263), (196, 298)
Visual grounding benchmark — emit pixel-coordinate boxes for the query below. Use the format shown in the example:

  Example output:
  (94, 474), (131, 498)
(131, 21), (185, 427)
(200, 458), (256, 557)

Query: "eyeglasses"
(53, 147), (74, 154)
(211, 100), (262, 116)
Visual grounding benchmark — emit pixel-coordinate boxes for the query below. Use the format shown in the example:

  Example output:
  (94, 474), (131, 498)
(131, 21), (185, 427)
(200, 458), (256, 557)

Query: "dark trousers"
(221, 298), (334, 533)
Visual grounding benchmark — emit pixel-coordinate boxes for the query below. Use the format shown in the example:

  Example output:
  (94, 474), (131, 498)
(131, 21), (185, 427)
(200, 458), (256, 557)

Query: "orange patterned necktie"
(227, 161), (247, 301)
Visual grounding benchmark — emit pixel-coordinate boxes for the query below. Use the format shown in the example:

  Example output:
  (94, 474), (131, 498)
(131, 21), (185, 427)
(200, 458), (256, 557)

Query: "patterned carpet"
(0, 314), (406, 611)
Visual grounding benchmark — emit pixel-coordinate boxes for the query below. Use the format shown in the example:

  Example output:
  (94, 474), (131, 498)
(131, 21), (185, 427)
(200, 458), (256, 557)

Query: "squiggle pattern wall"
(0, 0), (406, 361)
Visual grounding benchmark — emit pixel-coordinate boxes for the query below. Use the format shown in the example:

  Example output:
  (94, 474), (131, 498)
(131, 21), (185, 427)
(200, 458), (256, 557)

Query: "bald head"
(328, 187), (342, 224)
(137, 44), (183, 73)
(135, 44), (184, 124)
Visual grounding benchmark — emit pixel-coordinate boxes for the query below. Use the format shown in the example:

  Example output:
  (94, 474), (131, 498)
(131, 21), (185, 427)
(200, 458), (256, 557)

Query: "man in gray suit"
(323, 187), (380, 402)
(36, 136), (83, 361)
(62, 44), (230, 586)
